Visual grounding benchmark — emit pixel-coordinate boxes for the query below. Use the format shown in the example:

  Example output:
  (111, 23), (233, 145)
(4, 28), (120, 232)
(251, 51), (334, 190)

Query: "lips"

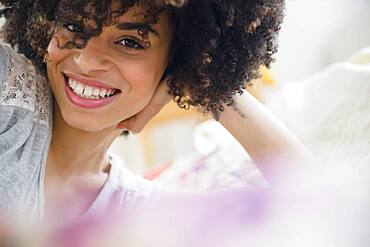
(63, 73), (121, 109)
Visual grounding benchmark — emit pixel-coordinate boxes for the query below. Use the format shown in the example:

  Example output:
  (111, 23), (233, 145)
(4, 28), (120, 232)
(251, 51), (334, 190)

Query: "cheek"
(127, 71), (159, 109)
(121, 56), (167, 97)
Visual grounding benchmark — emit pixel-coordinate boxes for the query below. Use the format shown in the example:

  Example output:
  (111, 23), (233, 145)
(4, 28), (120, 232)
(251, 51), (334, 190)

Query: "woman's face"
(46, 5), (173, 132)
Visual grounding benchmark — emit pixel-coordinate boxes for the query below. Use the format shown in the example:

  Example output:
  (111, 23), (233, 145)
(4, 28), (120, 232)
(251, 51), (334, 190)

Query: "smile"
(68, 77), (119, 99)
(63, 73), (122, 109)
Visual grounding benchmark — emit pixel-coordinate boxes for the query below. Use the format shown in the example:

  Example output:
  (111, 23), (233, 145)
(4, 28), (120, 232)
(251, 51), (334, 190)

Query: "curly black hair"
(0, 0), (284, 115)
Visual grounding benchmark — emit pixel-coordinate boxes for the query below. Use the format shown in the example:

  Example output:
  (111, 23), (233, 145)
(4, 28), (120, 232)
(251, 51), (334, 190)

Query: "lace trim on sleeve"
(0, 43), (51, 127)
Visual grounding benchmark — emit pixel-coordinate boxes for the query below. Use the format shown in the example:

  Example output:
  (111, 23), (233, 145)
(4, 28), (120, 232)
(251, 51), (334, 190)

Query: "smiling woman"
(45, 3), (173, 133)
(0, 0), (314, 236)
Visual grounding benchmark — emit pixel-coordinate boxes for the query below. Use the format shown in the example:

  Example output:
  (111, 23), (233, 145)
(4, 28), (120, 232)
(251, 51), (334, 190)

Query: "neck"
(47, 103), (122, 180)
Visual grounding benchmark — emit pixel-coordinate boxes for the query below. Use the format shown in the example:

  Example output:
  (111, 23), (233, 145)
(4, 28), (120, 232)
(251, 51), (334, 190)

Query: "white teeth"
(69, 79), (77, 89)
(83, 86), (93, 97)
(99, 89), (107, 98)
(92, 88), (100, 96)
(67, 77), (117, 99)
(75, 83), (84, 94)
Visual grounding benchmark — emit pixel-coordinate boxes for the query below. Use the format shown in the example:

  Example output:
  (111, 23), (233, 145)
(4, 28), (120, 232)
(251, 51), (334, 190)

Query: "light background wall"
(272, 0), (370, 83)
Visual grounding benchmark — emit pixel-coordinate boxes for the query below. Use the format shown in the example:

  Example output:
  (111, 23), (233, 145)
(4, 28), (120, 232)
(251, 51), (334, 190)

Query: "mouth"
(63, 73), (122, 109)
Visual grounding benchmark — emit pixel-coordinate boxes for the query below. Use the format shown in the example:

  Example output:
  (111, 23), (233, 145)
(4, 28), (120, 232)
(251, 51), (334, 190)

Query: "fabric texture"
(0, 42), (156, 223)
(82, 152), (157, 220)
(0, 42), (53, 222)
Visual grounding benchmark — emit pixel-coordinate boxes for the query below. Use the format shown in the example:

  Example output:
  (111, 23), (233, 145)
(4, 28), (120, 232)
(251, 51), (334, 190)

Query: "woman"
(0, 0), (313, 226)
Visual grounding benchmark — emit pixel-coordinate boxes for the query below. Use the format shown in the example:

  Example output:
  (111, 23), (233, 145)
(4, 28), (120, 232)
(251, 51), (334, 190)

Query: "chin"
(60, 110), (107, 133)
(68, 120), (102, 133)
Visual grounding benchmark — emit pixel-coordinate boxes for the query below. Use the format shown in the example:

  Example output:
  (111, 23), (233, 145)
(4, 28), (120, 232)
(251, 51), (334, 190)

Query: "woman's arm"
(118, 81), (317, 186)
(218, 90), (317, 185)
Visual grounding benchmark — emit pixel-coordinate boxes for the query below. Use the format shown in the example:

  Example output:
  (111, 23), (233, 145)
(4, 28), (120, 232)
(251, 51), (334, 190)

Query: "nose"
(73, 37), (112, 73)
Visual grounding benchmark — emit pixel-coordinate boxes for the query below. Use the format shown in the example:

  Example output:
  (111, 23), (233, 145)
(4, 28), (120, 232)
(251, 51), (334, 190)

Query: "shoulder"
(0, 41), (52, 127)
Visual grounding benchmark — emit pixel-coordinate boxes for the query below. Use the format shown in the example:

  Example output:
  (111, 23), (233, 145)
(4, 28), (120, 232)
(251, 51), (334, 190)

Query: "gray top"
(0, 42), (156, 223)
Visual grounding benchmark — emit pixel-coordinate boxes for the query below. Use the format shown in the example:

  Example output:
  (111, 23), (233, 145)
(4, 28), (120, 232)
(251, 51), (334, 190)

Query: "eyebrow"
(115, 22), (160, 38)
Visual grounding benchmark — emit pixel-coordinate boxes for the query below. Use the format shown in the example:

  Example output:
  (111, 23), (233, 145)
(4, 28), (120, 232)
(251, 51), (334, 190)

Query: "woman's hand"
(117, 80), (173, 133)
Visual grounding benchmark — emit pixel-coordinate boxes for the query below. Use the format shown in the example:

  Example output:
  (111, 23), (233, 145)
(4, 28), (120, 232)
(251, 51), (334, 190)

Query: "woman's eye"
(64, 23), (84, 33)
(117, 38), (145, 50)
